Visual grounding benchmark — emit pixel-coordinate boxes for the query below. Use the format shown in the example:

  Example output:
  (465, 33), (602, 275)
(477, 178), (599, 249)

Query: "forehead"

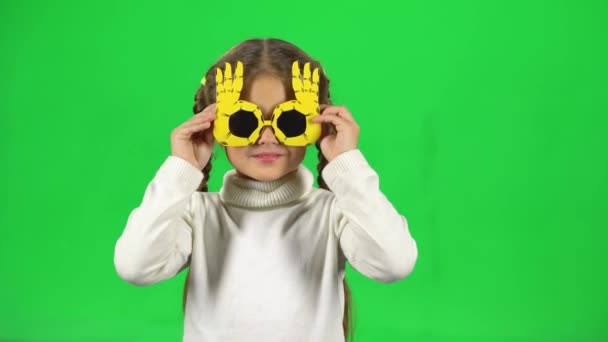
(241, 75), (291, 114)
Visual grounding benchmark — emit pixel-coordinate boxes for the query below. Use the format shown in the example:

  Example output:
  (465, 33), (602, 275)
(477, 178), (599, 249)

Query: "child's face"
(225, 74), (306, 182)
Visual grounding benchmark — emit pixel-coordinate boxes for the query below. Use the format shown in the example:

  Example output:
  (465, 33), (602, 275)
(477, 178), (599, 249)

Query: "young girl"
(114, 38), (418, 342)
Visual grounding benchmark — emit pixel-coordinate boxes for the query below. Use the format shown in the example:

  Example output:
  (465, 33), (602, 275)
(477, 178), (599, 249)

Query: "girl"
(114, 38), (418, 342)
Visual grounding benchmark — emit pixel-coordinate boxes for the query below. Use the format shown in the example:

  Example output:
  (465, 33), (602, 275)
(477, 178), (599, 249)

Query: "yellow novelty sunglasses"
(212, 60), (321, 147)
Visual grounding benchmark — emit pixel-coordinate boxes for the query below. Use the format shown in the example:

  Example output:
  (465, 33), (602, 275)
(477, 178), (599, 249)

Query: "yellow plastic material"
(213, 60), (321, 146)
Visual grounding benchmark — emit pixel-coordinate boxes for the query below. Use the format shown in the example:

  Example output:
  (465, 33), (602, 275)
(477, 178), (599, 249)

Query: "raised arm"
(323, 149), (418, 283)
(114, 156), (204, 286)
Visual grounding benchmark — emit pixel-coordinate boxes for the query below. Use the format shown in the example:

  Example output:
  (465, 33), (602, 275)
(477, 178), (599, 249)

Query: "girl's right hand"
(170, 103), (216, 170)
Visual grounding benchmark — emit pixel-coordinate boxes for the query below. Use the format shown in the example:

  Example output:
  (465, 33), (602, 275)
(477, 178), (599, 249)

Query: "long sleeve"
(323, 149), (418, 283)
(114, 156), (204, 286)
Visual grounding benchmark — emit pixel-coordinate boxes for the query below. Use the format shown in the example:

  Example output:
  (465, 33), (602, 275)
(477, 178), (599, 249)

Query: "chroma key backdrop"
(1, 0), (606, 341)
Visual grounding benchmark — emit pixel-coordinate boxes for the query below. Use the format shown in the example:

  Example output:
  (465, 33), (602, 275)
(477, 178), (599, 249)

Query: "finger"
(311, 67), (319, 99)
(202, 124), (215, 145)
(189, 115), (214, 127)
(173, 124), (211, 141)
(192, 126), (215, 145)
(181, 119), (213, 133)
(233, 61), (244, 96)
(194, 103), (217, 117)
(321, 105), (355, 122)
(190, 114), (215, 124)
(302, 62), (311, 93)
(182, 121), (212, 135)
(311, 113), (351, 130)
(216, 67), (224, 99)
(318, 121), (335, 140)
(224, 62), (233, 93)
(191, 111), (215, 123)
(292, 61), (303, 98)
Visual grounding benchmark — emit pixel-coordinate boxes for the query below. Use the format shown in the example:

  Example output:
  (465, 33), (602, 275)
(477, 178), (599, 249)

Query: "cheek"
(288, 147), (306, 162)
(225, 147), (243, 164)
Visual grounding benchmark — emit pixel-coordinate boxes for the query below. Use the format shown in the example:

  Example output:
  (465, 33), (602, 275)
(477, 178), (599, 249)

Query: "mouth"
(252, 152), (284, 163)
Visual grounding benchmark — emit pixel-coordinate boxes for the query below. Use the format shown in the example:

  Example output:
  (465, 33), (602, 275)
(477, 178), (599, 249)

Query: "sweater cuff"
(322, 149), (369, 187)
(157, 156), (205, 191)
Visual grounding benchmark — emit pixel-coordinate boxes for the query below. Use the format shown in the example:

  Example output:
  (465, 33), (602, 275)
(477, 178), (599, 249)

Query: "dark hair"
(184, 38), (354, 341)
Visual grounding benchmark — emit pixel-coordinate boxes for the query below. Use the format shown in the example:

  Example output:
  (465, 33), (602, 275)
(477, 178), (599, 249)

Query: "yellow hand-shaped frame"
(213, 60), (321, 146)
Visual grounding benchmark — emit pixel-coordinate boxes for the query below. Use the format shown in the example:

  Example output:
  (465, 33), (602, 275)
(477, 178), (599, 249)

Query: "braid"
(192, 76), (214, 192)
(316, 72), (330, 190)
(196, 162), (212, 192)
(316, 75), (355, 341)
(183, 79), (214, 314)
(315, 141), (329, 190)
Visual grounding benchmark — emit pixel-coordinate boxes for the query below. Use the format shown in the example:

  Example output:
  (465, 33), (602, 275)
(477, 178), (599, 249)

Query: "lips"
(252, 152), (283, 162)
(253, 152), (283, 157)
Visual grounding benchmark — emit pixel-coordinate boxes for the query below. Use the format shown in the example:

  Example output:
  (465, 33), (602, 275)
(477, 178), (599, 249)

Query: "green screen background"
(1, 0), (606, 341)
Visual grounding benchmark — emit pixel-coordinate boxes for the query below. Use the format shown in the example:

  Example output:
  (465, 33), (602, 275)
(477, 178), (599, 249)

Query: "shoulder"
(185, 191), (226, 223)
(301, 187), (337, 209)
(308, 187), (333, 198)
(189, 191), (223, 212)
(194, 191), (221, 203)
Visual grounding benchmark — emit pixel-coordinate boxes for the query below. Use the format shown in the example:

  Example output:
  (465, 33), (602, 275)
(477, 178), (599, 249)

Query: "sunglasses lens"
(277, 110), (306, 137)
(229, 110), (259, 137)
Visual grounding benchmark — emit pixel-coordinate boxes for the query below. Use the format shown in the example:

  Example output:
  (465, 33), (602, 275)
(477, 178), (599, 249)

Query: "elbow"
(114, 261), (153, 287)
(114, 256), (150, 287)
(378, 215), (418, 283)
(114, 244), (155, 287)
(377, 239), (419, 283)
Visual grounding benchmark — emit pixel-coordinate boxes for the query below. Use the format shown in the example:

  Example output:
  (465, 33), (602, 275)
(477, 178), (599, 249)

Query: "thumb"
(203, 124), (215, 145)
(320, 133), (335, 151)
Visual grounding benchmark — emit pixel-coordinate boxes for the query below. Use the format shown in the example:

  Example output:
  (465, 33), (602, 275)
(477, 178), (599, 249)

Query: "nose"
(257, 126), (278, 144)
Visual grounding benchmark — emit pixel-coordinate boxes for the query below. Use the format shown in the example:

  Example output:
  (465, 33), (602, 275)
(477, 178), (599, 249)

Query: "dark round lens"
(276, 110), (306, 137)
(229, 110), (258, 137)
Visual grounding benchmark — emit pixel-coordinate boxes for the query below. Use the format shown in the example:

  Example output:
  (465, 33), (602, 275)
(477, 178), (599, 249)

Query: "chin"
(226, 148), (304, 182)
(235, 159), (297, 182)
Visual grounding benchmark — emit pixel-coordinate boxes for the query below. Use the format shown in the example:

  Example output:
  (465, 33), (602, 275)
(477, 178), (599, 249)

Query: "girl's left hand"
(312, 105), (360, 162)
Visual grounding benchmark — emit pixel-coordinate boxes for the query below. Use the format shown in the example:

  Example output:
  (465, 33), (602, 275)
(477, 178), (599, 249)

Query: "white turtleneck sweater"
(114, 149), (418, 342)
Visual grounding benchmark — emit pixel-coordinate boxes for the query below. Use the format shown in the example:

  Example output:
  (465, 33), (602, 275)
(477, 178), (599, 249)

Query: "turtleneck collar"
(219, 165), (314, 208)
